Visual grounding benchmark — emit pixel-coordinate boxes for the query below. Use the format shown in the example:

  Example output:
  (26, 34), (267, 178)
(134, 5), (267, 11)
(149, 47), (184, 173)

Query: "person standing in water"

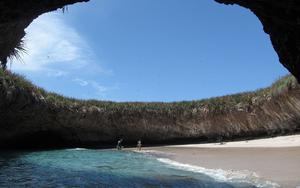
(117, 139), (123, 150)
(137, 139), (142, 151)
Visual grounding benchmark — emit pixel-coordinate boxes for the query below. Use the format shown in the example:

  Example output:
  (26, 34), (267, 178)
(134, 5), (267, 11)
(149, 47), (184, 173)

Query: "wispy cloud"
(90, 81), (110, 96)
(72, 78), (89, 86)
(47, 70), (69, 77)
(72, 78), (118, 97)
(9, 12), (117, 99)
(11, 12), (110, 76)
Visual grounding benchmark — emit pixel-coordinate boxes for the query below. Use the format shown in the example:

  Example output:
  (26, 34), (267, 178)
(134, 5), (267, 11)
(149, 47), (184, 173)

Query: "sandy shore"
(167, 134), (300, 148)
(144, 135), (300, 188)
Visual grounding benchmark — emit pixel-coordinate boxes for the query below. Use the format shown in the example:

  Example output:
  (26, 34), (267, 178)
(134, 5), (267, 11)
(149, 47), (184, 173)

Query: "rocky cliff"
(1, 0), (300, 149)
(1, 70), (299, 148)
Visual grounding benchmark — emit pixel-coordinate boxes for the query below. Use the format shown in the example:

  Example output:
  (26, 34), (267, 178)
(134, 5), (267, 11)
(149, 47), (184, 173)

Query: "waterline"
(0, 149), (278, 187)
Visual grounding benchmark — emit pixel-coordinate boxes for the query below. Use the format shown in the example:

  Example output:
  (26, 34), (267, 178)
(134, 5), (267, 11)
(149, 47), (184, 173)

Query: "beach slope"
(149, 135), (300, 187)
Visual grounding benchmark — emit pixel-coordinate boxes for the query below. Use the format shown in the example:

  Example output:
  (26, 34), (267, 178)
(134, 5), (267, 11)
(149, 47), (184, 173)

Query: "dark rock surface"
(1, 72), (300, 149)
(216, 0), (300, 82)
(0, 1), (300, 149)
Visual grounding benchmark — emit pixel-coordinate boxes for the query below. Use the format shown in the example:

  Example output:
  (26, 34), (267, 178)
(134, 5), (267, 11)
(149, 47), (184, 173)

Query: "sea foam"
(157, 158), (279, 188)
(66, 148), (88, 151)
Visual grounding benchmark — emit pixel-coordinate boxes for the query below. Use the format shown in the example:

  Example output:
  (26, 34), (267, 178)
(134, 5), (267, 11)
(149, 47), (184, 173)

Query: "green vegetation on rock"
(0, 69), (298, 114)
(1, 69), (300, 148)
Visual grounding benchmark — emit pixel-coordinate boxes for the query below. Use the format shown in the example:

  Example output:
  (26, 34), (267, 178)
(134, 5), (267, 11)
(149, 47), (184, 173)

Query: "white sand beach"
(143, 135), (300, 188)
(168, 134), (300, 148)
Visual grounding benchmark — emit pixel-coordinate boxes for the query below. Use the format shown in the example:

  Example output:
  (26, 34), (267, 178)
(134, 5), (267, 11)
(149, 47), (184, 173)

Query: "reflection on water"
(0, 149), (274, 187)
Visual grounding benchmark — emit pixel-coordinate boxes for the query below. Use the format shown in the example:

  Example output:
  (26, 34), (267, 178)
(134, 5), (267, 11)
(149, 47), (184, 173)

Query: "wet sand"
(142, 135), (300, 187)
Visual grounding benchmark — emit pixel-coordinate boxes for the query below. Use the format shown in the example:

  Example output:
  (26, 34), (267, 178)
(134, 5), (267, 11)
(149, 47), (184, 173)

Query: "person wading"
(137, 139), (142, 151)
(116, 139), (123, 150)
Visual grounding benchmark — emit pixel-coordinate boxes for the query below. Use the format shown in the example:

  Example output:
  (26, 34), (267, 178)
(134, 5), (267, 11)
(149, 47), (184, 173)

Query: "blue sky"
(11, 0), (288, 102)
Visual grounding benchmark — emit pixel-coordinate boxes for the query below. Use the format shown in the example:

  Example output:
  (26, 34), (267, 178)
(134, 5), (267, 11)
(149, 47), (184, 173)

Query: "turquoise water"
(0, 149), (277, 188)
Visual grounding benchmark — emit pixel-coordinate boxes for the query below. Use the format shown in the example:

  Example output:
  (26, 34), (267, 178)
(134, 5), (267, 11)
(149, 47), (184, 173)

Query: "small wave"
(133, 150), (174, 158)
(157, 158), (279, 188)
(66, 148), (88, 151)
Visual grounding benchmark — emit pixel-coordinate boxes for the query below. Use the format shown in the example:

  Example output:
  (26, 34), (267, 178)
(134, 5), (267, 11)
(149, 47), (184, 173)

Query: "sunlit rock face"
(0, 71), (300, 149)
(0, 0), (89, 66)
(216, 0), (300, 82)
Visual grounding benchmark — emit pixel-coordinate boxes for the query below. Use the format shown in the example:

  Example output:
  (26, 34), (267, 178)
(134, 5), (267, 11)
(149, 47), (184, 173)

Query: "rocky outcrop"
(0, 0), (89, 67)
(216, 0), (300, 82)
(0, 71), (300, 148)
(1, 1), (300, 149)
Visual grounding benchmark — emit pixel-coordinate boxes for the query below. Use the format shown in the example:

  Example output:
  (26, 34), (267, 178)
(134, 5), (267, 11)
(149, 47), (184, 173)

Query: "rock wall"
(1, 1), (300, 148)
(216, 0), (300, 82)
(1, 72), (300, 148)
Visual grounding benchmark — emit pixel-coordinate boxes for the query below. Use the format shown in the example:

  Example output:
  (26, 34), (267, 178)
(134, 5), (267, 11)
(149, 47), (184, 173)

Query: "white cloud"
(46, 69), (69, 77)
(90, 81), (109, 95)
(9, 11), (117, 99)
(72, 78), (89, 86)
(10, 12), (109, 76)
(72, 78), (117, 97)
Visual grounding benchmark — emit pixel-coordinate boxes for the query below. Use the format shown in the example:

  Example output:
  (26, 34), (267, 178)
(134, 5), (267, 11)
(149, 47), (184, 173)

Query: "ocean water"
(0, 149), (278, 188)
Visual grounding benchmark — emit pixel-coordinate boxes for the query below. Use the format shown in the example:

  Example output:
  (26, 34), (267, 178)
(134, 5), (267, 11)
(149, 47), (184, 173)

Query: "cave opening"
(7, 0), (289, 102)
(0, 0), (299, 152)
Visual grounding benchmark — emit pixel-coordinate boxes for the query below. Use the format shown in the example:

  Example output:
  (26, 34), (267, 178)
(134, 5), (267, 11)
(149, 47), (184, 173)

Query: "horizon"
(10, 0), (288, 102)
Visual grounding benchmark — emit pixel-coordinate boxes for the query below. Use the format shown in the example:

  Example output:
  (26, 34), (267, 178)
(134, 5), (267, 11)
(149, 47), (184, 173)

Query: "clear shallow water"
(0, 149), (277, 188)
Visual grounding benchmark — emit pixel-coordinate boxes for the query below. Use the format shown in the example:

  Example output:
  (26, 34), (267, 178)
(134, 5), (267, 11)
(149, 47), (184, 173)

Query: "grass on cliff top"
(0, 69), (298, 112)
